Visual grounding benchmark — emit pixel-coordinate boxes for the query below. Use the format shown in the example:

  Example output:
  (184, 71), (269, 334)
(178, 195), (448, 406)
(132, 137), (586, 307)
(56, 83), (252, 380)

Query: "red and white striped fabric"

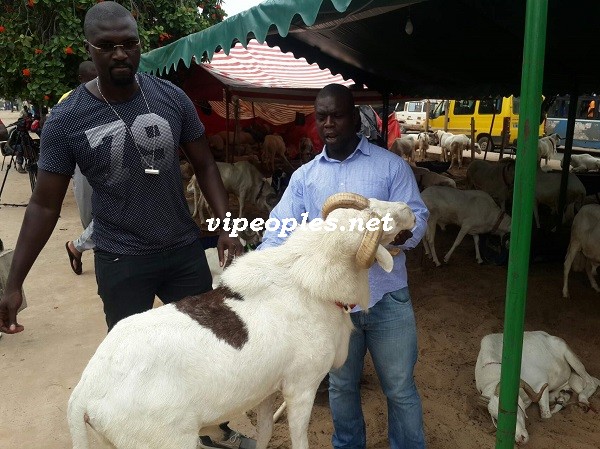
(199, 40), (391, 125)
(204, 40), (353, 93)
(200, 40), (356, 124)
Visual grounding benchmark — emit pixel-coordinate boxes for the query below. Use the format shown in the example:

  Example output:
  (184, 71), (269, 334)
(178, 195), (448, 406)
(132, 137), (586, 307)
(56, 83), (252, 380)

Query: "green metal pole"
(495, 1), (548, 448)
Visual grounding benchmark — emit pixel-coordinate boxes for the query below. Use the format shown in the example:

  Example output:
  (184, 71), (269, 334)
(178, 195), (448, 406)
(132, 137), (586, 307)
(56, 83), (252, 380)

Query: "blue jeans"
(329, 287), (425, 449)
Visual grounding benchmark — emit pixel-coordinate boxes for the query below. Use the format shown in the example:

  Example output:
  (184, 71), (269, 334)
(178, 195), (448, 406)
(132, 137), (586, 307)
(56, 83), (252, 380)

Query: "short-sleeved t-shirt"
(39, 74), (203, 255)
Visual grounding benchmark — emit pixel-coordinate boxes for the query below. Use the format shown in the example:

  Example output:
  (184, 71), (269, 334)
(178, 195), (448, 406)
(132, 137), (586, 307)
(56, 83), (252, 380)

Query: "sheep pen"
(0, 156), (599, 449)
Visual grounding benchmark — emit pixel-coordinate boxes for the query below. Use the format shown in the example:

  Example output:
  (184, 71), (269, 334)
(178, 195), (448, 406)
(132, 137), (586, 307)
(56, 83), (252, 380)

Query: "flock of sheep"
(62, 126), (600, 448)
(391, 129), (600, 444)
(390, 130), (600, 299)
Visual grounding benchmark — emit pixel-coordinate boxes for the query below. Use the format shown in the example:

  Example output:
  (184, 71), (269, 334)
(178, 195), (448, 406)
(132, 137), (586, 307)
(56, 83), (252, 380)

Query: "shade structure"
(191, 39), (353, 125)
(140, 0), (600, 98)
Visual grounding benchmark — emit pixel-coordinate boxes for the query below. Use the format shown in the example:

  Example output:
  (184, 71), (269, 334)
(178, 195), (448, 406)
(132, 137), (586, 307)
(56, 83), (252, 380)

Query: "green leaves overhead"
(0, 0), (225, 108)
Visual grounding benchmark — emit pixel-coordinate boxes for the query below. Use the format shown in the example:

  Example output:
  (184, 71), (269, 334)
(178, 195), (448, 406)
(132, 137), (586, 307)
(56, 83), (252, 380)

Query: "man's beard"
(109, 66), (136, 86)
(110, 73), (136, 87)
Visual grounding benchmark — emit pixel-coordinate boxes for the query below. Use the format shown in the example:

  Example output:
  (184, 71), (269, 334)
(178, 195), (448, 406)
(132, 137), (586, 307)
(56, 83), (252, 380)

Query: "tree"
(0, 0), (225, 111)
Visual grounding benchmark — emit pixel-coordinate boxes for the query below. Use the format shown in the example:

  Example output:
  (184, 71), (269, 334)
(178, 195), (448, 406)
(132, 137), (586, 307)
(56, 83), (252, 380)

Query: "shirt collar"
(314, 134), (372, 163)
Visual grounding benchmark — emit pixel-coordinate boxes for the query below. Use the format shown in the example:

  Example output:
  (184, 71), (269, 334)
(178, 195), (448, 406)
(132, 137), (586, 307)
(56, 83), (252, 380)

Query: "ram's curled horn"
(321, 193), (370, 219)
(355, 212), (384, 269)
(494, 380), (549, 403)
(520, 380), (548, 403)
(477, 395), (491, 407)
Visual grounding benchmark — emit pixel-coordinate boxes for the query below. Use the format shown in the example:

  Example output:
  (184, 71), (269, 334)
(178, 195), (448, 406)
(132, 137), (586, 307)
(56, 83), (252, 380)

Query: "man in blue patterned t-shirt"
(0, 2), (242, 332)
(1, 3), (254, 447)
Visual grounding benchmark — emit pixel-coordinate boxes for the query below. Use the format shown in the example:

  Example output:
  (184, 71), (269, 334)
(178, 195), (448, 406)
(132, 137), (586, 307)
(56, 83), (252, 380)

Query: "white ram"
(466, 158), (516, 210)
(563, 204), (600, 298)
(434, 130), (481, 169)
(66, 193), (416, 449)
(187, 161), (277, 222)
(476, 331), (599, 445)
(421, 186), (511, 266)
(537, 133), (560, 167)
(415, 132), (433, 160)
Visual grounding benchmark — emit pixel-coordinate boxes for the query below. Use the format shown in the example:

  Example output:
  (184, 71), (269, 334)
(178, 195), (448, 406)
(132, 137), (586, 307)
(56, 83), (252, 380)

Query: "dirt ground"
(1, 108), (599, 448)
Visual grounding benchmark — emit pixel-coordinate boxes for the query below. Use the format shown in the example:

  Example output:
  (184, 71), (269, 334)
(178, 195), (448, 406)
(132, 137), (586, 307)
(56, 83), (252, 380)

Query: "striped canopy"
(200, 39), (351, 124)
(184, 40), (387, 125)
(204, 39), (353, 98)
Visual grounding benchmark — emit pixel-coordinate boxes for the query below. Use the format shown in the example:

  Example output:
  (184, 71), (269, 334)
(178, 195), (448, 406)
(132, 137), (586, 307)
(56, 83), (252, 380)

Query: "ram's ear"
(375, 245), (394, 272)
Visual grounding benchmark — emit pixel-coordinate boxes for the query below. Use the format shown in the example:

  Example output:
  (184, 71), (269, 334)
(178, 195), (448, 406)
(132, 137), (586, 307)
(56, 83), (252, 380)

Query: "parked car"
(394, 99), (440, 133)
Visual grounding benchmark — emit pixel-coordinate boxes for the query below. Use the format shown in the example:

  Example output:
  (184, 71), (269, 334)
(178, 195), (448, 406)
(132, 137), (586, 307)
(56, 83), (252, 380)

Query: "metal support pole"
(382, 93), (389, 148)
(495, 1), (548, 448)
(557, 90), (579, 228)
(225, 89), (230, 163)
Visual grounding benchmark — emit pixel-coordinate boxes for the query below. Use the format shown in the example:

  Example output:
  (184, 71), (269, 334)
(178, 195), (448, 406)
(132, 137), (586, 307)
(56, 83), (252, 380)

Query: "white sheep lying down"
(567, 153), (600, 172)
(421, 186), (511, 266)
(67, 193), (416, 449)
(476, 331), (599, 445)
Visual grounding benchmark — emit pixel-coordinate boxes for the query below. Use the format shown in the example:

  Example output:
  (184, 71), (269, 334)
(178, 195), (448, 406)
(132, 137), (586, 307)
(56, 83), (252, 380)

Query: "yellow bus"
(428, 97), (545, 151)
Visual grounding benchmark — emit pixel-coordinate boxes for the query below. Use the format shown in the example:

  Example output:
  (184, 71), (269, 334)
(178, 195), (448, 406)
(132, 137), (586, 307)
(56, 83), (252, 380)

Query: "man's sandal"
(65, 241), (83, 275)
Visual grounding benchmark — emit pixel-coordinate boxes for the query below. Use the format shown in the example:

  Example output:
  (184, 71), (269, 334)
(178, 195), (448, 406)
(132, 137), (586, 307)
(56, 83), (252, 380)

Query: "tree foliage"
(0, 0), (226, 109)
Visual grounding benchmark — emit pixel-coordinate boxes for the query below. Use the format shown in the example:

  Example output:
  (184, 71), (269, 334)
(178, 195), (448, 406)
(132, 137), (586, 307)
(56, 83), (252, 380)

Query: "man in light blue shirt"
(259, 84), (428, 449)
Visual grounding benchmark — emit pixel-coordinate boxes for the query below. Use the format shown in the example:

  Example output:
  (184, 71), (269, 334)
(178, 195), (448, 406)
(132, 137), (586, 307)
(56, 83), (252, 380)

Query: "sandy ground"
(1, 108), (599, 448)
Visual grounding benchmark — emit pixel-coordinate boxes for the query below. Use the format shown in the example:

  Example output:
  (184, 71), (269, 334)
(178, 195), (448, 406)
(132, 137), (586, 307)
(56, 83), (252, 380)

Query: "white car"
(394, 99), (441, 133)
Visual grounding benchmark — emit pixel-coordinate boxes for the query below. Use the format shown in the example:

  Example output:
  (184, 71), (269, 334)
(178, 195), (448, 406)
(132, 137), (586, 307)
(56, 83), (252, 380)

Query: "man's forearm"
(6, 203), (61, 291)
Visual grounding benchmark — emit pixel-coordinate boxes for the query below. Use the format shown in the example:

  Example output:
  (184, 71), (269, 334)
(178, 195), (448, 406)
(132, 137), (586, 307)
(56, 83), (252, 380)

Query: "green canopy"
(140, 0), (417, 87)
(140, 0), (599, 97)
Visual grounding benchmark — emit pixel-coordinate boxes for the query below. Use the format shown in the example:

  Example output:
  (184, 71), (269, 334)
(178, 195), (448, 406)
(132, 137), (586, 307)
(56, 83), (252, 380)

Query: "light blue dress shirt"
(258, 135), (429, 311)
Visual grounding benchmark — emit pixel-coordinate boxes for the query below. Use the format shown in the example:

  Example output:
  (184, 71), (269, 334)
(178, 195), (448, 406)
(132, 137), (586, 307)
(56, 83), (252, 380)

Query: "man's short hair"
(84, 1), (136, 39)
(316, 84), (356, 111)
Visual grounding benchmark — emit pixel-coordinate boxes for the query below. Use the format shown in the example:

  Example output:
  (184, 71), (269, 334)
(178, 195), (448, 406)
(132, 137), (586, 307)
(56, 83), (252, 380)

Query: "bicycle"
(0, 117), (40, 202)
